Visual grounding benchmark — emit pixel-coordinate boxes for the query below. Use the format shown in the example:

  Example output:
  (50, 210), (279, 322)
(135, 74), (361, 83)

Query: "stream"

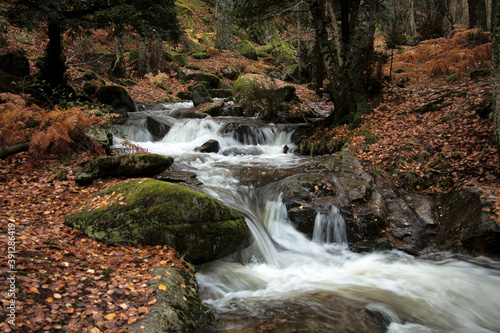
(115, 103), (500, 332)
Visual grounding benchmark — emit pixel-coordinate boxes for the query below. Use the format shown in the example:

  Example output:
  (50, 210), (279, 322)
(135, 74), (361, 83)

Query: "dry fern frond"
(206, 47), (219, 57)
(426, 60), (449, 77)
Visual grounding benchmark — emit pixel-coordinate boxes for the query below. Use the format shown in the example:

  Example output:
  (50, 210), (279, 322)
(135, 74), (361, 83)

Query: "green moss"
(65, 179), (248, 263)
(445, 73), (458, 83)
(236, 40), (258, 61)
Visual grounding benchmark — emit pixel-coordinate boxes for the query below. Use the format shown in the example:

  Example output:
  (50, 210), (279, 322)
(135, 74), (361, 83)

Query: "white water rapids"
(115, 104), (500, 332)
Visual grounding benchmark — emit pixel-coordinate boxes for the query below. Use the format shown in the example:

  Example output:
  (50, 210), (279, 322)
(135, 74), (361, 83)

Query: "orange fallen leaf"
(158, 284), (167, 291)
(46, 297), (54, 303)
(104, 313), (116, 320)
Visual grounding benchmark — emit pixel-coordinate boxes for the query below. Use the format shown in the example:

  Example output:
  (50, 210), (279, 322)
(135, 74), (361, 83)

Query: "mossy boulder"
(236, 40), (258, 61)
(256, 45), (274, 55)
(233, 74), (298, 116)
(72, 154), (174, 185)
(65, 179), (250, 264)
(173, 53), (189, 67)
(185, 72), (220, 88)
(177, 91), (193, 100)
(83, 81), (98, 96)
(221, 66), (239, 80)
(271, 42), (297, 66)
(96, 85), (136, 113)
(192, 83), (213, 107)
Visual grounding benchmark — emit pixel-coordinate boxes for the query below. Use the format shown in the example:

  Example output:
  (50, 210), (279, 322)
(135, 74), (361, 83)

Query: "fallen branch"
(0, 142), (29, 159)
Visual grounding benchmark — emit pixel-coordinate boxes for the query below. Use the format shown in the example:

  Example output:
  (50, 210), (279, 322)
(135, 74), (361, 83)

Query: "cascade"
(114, 103), (500, 333)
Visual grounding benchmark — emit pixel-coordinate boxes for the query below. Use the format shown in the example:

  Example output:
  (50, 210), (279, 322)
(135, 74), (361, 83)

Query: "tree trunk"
(468, 0), (488, 30)
(492, 0), (500, 147)
(215, 0), (234, 51)
(324, 0), (379, 127)
(138, 34), (151, 76)
(110, 29), (127, 79)
(43, 20), (66, 87)
(408, 0), (417, 36)
(150, 39), (164, 74)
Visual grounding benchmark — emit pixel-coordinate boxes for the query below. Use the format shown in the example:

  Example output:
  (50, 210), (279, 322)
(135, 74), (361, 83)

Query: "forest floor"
(1, 27), (500, 332)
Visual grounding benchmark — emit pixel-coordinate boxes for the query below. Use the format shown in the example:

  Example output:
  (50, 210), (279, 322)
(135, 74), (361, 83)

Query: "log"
(0, 142), (29, 159)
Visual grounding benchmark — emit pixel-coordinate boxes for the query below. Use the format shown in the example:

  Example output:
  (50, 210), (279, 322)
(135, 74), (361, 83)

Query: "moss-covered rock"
(83, 81), (98, 96)
(72, 154), (174, 185)
(177, 91), (193, 100)
(192, 83), (213, 106)
(236, 40), (258, 61)
(173, 53), (189, 67)
(192, 52), (210, 59)
(271, 42), (297, 66)
(96, 85), (136, 113)
(233, 74), (297, 117)
(65, 179), (250, 264)
(221, 66), (239, 80)
(185, 72), (220, 88)
(256, 45), (274, 55)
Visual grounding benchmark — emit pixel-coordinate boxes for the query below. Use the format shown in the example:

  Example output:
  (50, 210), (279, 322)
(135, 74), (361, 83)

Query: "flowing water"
(115, 103), (500, 333)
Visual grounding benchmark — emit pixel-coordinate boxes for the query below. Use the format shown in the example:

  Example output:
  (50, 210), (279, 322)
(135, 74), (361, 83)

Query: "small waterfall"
(312, 206), (347, 245)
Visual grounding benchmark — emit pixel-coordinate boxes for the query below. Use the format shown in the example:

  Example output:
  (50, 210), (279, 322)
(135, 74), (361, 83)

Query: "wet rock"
(156, 170), (203, 186)
(436, 188), (500, 256)
(72, 154), (173, 185)
(221, 123), (269, 145)
(195, 139), (220, 153)
(146, 116), (171, 141)
(221, 147), (263, 156)
(129, 265), (215, 332)
(192, 83), (213, 107)
(65, 179), (250, 264)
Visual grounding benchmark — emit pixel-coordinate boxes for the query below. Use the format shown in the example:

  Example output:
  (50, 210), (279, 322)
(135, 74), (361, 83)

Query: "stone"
(195, 139), (220, 153)
(192, 83), (213, 107)
(128, 265), (214, 332)
(65, 179), (250, 263)
(156, 170), (203, 185)
(96, 85), (136, 113)
(185, 72), (220, 89)
(436, 187), (500, 256)
(236, 40), (258, 61)
(146, 116), (171, 141)
(72, 154), (173, 185)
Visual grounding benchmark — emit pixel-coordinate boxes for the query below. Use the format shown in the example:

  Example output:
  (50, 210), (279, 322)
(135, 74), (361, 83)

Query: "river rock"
(195, 139), (220, 153)
(146, 116), (171, 141)
(72, 154), (173, 185)
(156, 170), (203, 185)
(96, 85), (136, 113)
(128, 265), (214, 332)
(192, 82), (213, 107)
(271, 150), (439, 255)
(65, 179), (250, 264)
(216, 291), (387, 332)
(436, 187), (500, 256)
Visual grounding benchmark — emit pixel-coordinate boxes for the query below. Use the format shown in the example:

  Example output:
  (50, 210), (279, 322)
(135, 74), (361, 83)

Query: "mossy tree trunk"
(320, 0), (378, 127)
(215, 0), (234, 51)
(110, 27), (127, 79)
(492, 0), (500, 147)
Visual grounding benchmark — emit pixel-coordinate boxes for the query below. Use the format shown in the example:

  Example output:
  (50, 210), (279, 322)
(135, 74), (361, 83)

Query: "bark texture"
(215, 0), (234, 51)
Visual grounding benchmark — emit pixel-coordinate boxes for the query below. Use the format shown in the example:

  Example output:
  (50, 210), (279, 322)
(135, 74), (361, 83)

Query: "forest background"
(0, 0), (500, 331)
